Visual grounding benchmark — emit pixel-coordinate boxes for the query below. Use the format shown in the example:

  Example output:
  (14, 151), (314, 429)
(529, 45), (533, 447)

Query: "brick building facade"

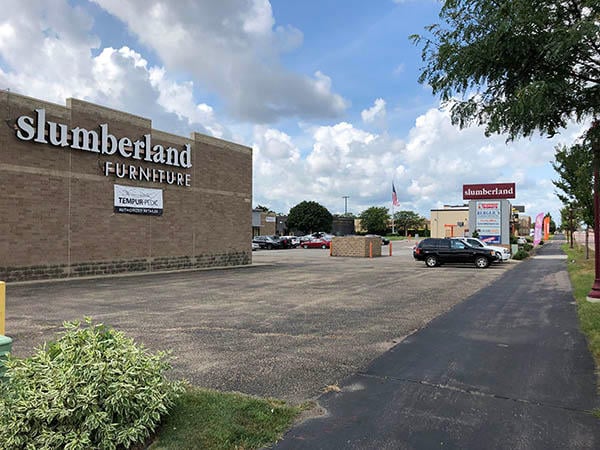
(0, 91), (252, 281)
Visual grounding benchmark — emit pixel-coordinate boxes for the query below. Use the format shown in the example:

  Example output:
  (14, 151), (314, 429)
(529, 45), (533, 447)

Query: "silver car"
(450, 237), (511, 261)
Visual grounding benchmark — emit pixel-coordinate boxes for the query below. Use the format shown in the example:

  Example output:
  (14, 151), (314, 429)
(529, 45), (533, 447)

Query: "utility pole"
(342, 196), (349, 215)
(587, 121), (600, 301)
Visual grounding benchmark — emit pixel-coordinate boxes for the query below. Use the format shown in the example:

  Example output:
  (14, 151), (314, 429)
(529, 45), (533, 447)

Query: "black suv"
(413, 238), (496, 268)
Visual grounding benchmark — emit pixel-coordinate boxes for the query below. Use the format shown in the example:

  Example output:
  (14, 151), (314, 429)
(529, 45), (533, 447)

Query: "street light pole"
(587, 121), (600, 302)
(342, 196), (349, 215)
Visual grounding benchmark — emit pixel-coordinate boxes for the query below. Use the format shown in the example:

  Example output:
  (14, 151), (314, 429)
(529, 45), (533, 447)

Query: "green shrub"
(0, 318), (184, 450)
(523, 243), (533, 252)
(513, 249), (529, 260)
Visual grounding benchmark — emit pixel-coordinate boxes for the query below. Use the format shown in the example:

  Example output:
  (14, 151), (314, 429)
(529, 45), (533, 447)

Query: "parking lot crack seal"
(356, 372), (591, 414)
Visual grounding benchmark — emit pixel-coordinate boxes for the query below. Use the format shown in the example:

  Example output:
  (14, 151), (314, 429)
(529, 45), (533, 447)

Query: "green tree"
(560, 204), (581, 248)
(287, 201), (333, 234)
(359, 206), (390, 235)
(393, 210), (426, 236)
(553, 140), (594, 227)
(549, 217), (557, 234)
(412, 0), (599, 140)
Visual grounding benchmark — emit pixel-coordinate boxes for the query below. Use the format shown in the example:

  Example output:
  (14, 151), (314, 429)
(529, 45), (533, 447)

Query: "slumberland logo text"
(15, 108), (191, 187)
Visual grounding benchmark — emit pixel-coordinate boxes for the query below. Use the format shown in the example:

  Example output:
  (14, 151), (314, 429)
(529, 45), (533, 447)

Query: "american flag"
(392, 182), (400, 206)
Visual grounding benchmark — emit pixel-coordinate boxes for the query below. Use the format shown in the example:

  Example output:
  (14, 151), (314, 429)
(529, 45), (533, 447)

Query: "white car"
(451, 237), (511, 262)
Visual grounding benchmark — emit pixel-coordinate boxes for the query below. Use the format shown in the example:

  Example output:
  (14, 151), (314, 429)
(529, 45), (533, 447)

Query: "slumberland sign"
(14, 108), (192, 187)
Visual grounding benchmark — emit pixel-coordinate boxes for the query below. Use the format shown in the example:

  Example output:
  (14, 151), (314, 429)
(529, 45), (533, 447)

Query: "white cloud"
(149, 66), (224, 138)
(0, 0), (100, 103)
(361, 98), (387, 124)
(253, 121), (406, 214)
(91, 0), (348, 122)
(242, 0), (275, 35)
(307, 123), (376, 174)
(394, 107), (569, 220)
(252, 105), (570, 221)
(0, 2), (228, 140)
(253, 126), (300, 161)
(88, 46), (227, 138)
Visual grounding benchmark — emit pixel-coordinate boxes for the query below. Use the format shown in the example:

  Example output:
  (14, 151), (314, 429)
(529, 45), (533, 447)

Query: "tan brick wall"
(260, 213), (277, 235)
(331, 236), (382, 257)
(0, 91), (252, 281)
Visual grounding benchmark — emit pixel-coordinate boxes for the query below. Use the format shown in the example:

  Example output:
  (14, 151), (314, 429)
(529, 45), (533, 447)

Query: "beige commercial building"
(430, 205), (470, 238)
(0, 91), (252, 281)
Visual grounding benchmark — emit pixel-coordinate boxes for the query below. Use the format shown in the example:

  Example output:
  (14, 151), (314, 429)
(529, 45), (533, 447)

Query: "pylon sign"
(464, 183), (516, 246)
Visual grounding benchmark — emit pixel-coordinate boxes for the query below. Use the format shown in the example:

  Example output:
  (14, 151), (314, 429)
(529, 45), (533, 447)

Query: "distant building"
(430, 205), (470, 238)
(252, 209), (277, 236)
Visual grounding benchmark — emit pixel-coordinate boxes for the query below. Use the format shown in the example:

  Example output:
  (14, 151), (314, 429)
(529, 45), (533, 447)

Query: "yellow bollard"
(369, 242), (373, 258)
(0, 281), (4, 335)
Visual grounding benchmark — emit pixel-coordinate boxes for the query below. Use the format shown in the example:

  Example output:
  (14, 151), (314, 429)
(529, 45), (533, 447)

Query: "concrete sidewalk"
(273, 237), (600, 449)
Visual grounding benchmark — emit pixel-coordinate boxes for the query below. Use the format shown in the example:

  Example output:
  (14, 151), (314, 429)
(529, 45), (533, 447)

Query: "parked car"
(450, 237), (510, 261)
(252, 235), (283, 249)
(366, 234), (390, 245)
(252, 242), (260, 251)
(300, 233), (333, 243)
(413, 237), (496, 268)
(309, 232), (334, 240)
(301, 238), (331, 249)
(279, 235), (300, 248)
(277, 236), (293, 249)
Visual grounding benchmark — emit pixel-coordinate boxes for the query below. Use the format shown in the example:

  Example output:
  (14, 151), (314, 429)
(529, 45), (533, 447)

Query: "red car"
(301, 238), (331, 249)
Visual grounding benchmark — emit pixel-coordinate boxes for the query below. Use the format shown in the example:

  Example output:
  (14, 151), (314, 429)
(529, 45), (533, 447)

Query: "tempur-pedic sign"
(114, 184), (163, 216)
(14, 109), (191, 187)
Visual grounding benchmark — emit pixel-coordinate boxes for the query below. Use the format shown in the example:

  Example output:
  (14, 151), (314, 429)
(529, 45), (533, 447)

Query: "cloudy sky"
(1, 0), (584, 223)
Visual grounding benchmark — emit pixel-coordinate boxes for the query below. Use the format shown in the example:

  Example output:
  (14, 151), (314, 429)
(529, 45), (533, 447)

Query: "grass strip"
(563, 243), (600, 366)
(149, 386), (302, 450)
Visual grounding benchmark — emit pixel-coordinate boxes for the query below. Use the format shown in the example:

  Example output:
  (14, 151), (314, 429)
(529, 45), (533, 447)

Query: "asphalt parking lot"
(5, 240), (516, 404)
